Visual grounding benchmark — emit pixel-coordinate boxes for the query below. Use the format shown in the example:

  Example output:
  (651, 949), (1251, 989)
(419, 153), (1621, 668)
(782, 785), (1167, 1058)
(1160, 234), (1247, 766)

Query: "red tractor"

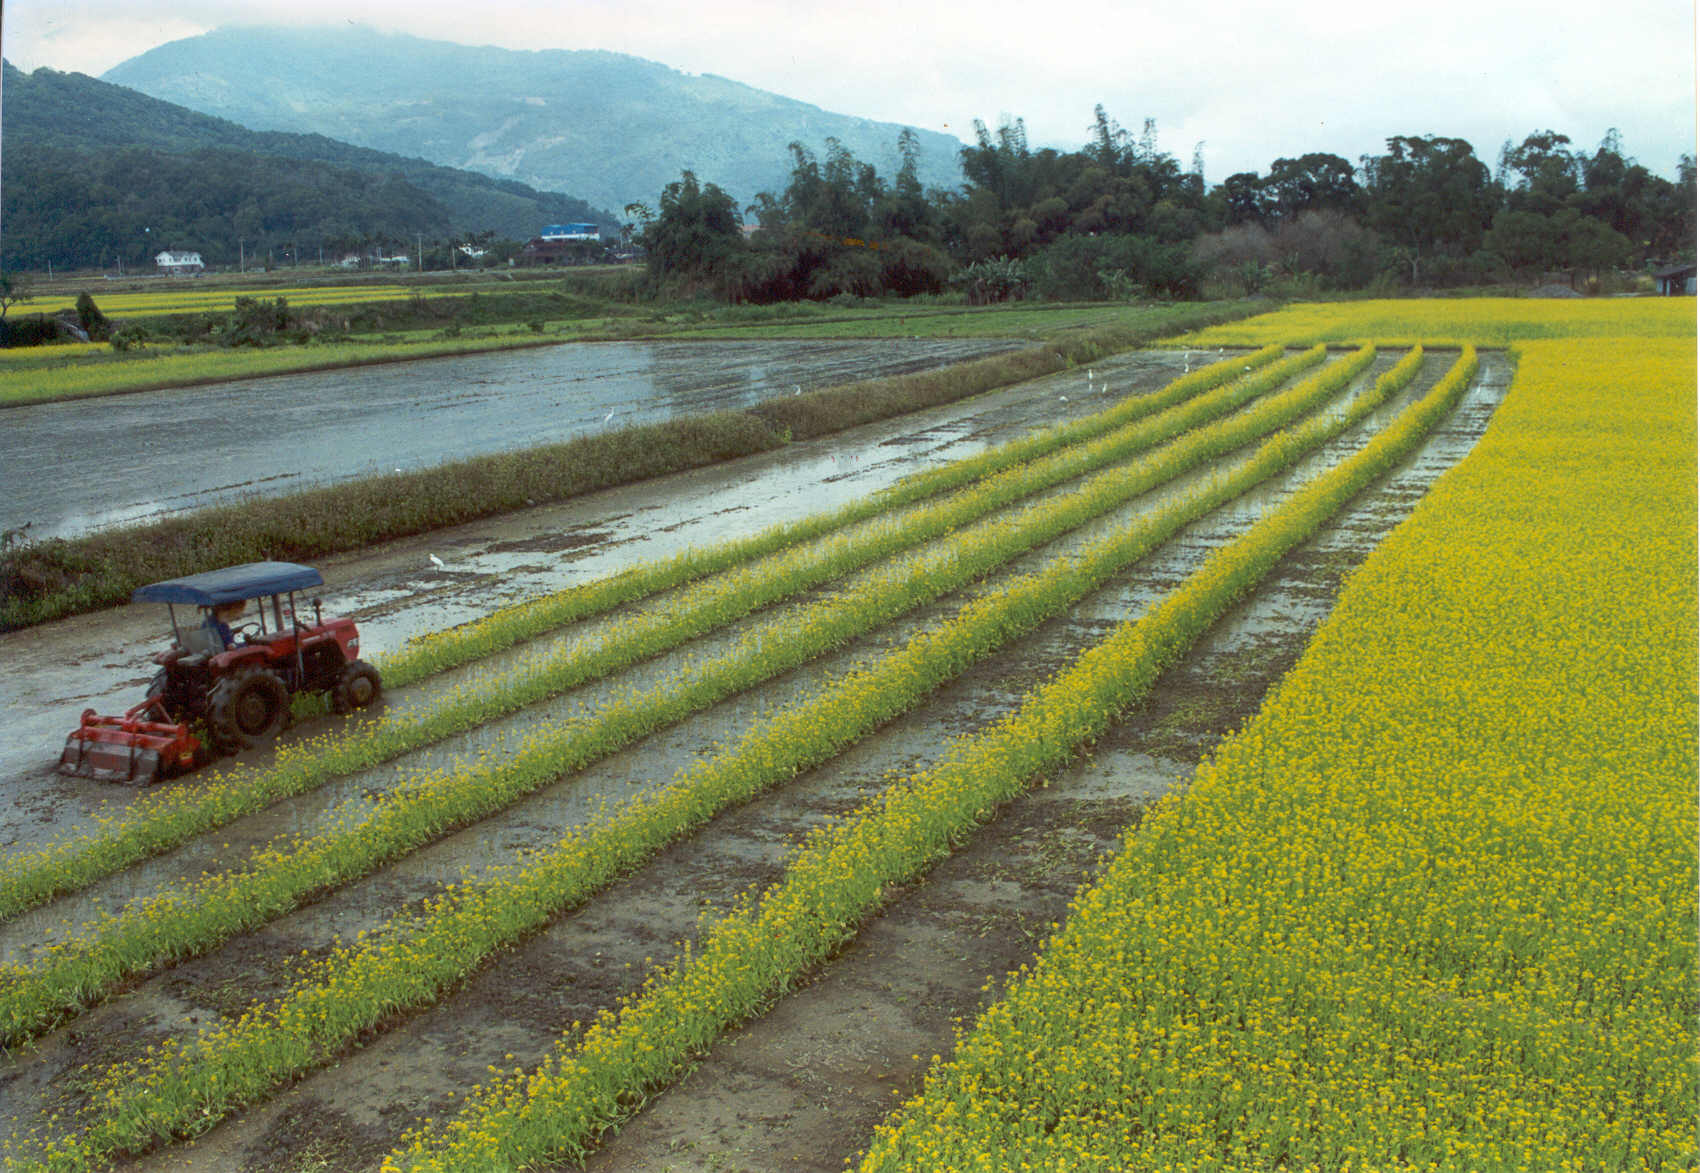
(59, 561), (381, 786)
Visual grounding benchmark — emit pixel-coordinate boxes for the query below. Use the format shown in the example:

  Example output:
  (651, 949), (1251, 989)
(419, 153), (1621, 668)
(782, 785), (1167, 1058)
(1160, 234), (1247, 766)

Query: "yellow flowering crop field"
(1171, 295), (1697, 347)
(30, 284), (460, 318)
(1, 299), (1692, 1172)
(862, 326), (1697, 1169)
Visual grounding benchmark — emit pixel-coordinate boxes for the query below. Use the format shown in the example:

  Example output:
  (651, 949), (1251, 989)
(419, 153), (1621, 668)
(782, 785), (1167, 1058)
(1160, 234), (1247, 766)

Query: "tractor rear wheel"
(333, 660), (382, 713)
(207, 667), (290, 752)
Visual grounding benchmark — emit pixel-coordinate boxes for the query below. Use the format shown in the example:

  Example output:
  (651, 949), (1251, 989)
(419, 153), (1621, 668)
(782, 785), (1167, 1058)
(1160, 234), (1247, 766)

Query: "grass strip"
(857, 342), (1694, 1171)
(0, 333), (572, 408)
(19, 346), (1422, 1167)
(0, 349), (1290, 924)
(1, 308), (1258, 629)
(376, 348), (1477, 1172)
(0, 348), (1370, 1051)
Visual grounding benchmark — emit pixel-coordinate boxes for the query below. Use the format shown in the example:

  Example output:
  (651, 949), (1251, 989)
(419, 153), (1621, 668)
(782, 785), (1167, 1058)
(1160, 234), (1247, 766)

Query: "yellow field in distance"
(1170, 296), (1697, 347)
(30, 284), (468, 318)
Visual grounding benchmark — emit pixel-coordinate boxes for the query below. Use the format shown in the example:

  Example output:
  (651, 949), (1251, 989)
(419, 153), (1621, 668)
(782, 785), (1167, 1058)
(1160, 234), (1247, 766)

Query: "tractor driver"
(204, 600), (247, 649)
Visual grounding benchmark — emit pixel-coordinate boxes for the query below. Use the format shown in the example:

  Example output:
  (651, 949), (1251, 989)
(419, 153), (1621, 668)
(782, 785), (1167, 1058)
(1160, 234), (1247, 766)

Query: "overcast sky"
(6, 0), (1696, 183)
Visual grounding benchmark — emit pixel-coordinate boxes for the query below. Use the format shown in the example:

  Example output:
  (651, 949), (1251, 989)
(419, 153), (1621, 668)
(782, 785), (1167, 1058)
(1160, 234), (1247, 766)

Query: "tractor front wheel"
(333, 660), (382, 713)
(145, 670), (179, 721)
(208, 667), (290, 752)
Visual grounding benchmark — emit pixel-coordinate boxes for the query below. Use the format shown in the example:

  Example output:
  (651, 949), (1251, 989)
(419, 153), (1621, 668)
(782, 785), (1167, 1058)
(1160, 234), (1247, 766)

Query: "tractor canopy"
(132, 561), (324, 606)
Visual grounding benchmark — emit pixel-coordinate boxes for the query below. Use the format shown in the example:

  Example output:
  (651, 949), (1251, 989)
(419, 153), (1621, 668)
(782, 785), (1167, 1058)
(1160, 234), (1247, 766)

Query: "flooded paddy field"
(0, 345), (1510, 1171)
(0, 337), (1023, 539)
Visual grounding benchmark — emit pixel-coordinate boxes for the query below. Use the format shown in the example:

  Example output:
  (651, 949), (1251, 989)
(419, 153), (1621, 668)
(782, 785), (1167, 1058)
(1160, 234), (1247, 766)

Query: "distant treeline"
(637, 111), (1697, 302)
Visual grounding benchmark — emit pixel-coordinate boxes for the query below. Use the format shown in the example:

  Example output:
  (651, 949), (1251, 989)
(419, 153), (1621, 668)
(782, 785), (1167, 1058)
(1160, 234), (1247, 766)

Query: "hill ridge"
(100, 24), (968, 212)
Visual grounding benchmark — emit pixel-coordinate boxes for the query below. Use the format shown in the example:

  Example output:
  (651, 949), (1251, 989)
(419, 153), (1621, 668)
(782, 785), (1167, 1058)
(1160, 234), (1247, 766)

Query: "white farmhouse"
(155, 250), (205, 276)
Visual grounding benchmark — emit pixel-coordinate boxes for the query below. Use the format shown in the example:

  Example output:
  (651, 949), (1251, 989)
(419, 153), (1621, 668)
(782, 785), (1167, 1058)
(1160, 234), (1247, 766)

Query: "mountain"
(100, 25), (968, 214)
(1, 59), (617, 271)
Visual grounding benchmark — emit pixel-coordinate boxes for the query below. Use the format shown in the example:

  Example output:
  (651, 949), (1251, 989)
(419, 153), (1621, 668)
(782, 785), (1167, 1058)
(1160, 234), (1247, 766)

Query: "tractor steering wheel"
(233, 621), (263, 642)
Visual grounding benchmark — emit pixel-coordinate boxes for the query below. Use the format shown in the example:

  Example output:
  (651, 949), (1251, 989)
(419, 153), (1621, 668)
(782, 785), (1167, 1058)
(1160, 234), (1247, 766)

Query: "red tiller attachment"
(58, 698), (202, 787)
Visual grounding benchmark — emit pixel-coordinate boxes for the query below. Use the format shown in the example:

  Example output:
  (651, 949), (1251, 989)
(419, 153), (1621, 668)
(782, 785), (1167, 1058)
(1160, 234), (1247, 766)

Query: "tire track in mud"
(3, 351), (1507, 1172)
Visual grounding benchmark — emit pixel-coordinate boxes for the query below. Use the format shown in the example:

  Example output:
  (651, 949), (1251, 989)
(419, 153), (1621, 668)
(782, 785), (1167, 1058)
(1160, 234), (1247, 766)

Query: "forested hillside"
(1, 62), (616, 271)
(100, 26), (966, 214)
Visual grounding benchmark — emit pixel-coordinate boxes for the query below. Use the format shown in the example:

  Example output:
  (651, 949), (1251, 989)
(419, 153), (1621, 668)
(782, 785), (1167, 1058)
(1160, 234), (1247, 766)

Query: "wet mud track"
(0, 347), (1512, 1171)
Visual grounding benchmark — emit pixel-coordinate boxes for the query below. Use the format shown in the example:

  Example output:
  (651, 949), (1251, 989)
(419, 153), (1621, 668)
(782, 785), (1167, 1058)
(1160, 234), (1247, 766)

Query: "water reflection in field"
(0, 338), (1020, 538)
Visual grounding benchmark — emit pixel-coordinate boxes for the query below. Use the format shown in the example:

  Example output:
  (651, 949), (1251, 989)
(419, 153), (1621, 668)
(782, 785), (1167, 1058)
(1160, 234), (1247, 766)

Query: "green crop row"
(0, 349), (1359, 1049)
(0, 335), (570, 407)
(15, 344), (1414, 1167)
(0, 349), (1288, 927)
(378, 344), (1288, 687)
(5, 311), (1268, 629)
(375, 348), (1475, 1172)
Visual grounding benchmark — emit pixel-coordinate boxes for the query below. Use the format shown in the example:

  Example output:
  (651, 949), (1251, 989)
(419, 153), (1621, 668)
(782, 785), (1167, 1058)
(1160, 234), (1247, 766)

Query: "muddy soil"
(0, 350), (1375, 967)
(0, 345), (1205, 849)
(0, 349), (1511, 1172)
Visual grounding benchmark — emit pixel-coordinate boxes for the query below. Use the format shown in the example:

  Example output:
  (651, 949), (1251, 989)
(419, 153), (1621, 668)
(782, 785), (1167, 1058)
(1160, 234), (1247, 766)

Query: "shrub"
(74, 292), (111, 341)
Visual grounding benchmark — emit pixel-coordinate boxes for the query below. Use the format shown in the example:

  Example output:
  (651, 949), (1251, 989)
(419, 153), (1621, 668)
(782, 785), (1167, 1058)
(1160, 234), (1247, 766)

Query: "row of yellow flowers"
(12, 342), (1413, 1167)
(0, 347), (1362, 1049)
(378, 344), (1293, 686)
(0, 348), (1286, 927)
(858, 338), (1695, 1171)
(31, 284), (456, 317)
(376, 348), (1477, 1172)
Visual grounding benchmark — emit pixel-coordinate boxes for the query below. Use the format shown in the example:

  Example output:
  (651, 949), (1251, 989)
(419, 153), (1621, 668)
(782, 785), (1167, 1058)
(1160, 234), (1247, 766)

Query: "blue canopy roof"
(132, 561), (324, 606)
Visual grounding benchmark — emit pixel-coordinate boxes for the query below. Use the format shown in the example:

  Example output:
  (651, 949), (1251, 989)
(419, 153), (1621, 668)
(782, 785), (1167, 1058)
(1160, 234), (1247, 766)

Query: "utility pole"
(239, 240), (245, 273)
(417, 233), (424, 272)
